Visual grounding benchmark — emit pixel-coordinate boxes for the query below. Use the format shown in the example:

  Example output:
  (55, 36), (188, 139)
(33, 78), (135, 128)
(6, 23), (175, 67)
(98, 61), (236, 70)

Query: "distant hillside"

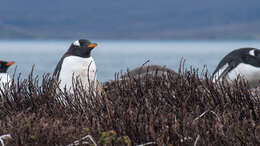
(1, 0), (260, 39)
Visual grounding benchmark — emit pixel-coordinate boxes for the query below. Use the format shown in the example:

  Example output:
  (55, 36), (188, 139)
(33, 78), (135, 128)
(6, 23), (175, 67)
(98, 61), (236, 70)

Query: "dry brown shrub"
(0, 64), (259, 145)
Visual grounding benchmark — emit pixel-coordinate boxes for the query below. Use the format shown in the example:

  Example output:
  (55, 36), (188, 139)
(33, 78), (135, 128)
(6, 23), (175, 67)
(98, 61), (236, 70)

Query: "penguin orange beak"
(88, 43), (97, 48)
(6, 62), (15, 66)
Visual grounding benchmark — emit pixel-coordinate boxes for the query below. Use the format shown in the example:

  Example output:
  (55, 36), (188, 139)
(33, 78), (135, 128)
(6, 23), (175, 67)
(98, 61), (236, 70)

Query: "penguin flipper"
(53, 58), (63, 79)
(213, 61), (238, 82)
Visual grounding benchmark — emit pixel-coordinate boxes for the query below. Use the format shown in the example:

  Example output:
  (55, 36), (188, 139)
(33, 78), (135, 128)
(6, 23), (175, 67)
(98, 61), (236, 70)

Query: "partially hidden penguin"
(212, 48), (260, 88)
(0, 61), (15, 90)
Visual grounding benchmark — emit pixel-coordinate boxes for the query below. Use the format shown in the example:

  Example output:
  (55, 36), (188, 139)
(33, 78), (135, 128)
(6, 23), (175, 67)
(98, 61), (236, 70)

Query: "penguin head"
(66, 39), (97, 58)
(240, 48), (260, 67)
(0, 61), (14, 73)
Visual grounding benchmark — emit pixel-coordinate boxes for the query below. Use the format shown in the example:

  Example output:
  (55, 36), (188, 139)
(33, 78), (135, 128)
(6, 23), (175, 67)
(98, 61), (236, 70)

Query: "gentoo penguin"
(53, 39), (97, 92)
(212, 48), (260, 88)
(0, 61), (15, 90)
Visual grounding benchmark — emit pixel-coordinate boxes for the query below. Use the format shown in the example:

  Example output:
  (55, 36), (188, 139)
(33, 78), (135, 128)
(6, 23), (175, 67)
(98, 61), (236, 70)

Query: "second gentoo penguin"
(212, 48), (260, 88)
(53, 39), (97, 92)
(0, 61), (15, 90)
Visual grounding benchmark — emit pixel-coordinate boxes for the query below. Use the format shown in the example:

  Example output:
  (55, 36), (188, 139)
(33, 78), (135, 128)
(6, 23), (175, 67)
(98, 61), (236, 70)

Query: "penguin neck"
(0, 73), (8, 75)
(63, 55), (93, 63)
(0, 68), (8, 73)
(65, 51), (91, 58)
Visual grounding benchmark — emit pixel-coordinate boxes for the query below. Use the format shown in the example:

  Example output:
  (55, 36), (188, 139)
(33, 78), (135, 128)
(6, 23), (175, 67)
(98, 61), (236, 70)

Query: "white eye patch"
(73, 40), (80, 47)
(249, 49), (255, 56)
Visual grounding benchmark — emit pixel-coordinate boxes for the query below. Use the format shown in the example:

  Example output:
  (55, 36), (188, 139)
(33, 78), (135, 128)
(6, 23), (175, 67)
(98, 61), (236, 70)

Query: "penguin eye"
(253, 49), (260, 57)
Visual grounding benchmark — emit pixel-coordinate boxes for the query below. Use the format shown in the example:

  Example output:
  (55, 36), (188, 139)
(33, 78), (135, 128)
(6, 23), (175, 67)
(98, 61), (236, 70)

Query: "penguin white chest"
(59, 56), (96, 91)
(227, 63), (260, 87)
(0, 73), (11, 89)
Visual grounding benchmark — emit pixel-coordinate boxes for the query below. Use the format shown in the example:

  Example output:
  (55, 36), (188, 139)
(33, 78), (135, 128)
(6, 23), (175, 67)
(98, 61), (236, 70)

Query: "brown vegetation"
(0, 64), (259, 146)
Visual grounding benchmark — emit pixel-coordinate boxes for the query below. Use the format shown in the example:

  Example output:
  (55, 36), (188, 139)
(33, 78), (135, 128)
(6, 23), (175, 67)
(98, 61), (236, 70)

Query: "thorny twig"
(67, 135), (97, 146)
(192, 110), (225, 136)
(192, 110), (221, 124)
(136, 141), (156, 146)
(194, 135), (200, 146)
(0, 134), (11, 146)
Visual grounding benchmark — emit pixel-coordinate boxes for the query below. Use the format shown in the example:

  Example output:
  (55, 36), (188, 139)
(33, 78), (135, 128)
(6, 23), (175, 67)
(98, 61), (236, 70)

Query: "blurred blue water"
(0, 40), (260, 82)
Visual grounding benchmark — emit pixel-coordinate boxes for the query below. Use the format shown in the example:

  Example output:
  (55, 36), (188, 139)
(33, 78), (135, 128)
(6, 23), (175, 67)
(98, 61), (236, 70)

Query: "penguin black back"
(213, 48), (260, 75)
